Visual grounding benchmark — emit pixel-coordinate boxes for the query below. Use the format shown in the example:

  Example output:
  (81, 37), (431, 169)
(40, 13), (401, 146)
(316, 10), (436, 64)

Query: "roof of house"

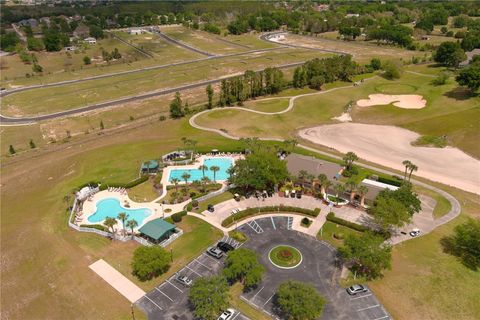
(286, 153), (343, 181)
(74, 24), (90, 35)
(139, 219), (176, 241)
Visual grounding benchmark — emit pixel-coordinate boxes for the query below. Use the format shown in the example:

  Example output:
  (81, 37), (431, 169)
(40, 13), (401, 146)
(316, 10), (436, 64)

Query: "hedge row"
(326, 212), (368, 232)
(222, 206), (320, 227)
(171, 210), (187, 223)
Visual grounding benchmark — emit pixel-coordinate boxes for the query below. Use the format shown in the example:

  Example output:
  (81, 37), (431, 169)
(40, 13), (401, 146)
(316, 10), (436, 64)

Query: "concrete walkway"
(89, 259), (145, 303)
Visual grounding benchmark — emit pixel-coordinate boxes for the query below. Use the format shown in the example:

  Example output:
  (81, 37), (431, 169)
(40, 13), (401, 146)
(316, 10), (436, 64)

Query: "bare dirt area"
(357, 94), (426, 109)
(272, 33), (417, 62)
(299, 123), (479, 194)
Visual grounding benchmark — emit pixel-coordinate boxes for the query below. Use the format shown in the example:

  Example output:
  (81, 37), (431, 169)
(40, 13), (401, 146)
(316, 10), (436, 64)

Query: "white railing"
(159, 229), (183, 247)
(195, 184), (234, 203)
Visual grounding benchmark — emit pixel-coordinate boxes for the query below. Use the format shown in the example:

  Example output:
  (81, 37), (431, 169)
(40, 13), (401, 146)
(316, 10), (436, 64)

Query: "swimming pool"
(168, 157), (233, 182)
(88, 198), (152, 225)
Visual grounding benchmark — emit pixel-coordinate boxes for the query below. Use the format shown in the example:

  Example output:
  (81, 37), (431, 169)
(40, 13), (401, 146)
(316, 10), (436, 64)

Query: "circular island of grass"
(268, 245), (303, 269)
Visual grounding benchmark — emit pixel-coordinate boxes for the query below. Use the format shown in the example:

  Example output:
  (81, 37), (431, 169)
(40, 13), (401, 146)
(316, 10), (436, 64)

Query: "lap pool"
(88, 198), (152, 225)
(168, 157), (233, 182)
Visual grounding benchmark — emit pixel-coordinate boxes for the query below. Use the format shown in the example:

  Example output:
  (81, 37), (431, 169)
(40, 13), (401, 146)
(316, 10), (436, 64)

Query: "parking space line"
(231, 312), (241, 320)
(185, 265), (202, 276)
(144, 295), (163, 310)
(252, 286), (264, 300)
(350, 293), (372, 300)
(357, 304), (379, 312)
(271, 216), (276, 230)
(263, 293), (275, 306)
(202, 253), (222, 264)
(155, 288), (174, 302)
(372, 316), (390, 320)
(166, 279), (183, 293)
(237, 241), (245, 249)
(194, 257), (212, 270)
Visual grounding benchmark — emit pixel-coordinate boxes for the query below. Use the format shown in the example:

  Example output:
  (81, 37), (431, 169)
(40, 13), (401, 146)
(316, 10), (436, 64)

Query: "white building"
(84, 37), (96, 45)
(128, 28), (144, 35)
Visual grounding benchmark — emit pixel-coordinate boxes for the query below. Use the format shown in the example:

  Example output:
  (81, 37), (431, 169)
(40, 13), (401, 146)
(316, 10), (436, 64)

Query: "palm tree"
(345, 180), (357, 202)
(171, 178), (180, 192)
(357, 185), (369, 207)
(402, 160), (412, 180)
(126, 219), (138, 238)
(201, 176), (210, 192)
(103, 217), (117, 239)
(343, 151), (359, 171)
(298, 170), (309, 181)
(408, 163), (418, 181)
(333, 183), (345, 205)
(181, 172), (191, 192)
(117, 212), (129, 236)
(317, 174), (329, 196)
(210, 165), (220, 182)
(199, 165), (208, 178)
(227, 166), (235, 180)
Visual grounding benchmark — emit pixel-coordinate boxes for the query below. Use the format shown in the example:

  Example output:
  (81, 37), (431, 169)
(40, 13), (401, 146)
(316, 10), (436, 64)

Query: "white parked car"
(410, 228), (421, 237)
(218, 308), (236, 320)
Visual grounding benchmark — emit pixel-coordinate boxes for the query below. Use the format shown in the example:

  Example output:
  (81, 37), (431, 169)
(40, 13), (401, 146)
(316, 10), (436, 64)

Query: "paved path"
(89, 259), (145, 303)
(152, 29), (215, 57)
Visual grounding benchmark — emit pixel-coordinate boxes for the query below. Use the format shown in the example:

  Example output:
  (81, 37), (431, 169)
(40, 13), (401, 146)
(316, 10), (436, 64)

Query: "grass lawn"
(128, 180), (160, 202)
(2, 48), (324, 116)
(229, 283), (271, 320)
(413, 185), (452, 219)
(104, 215), (223, 292)
(195, 190), (234, 213)
(242, 98), (290, 113)
(269, 245), (302, 268)
(317, 221), (363, 248)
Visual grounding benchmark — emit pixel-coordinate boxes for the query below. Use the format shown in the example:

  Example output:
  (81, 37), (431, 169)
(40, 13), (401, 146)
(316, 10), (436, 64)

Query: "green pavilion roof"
(141, 160), (159, 170)
(138, 218), (175, 240)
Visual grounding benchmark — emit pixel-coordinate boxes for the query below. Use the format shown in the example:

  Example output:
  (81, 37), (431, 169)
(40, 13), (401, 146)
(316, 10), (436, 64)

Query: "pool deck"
(78, 190), (188, 231)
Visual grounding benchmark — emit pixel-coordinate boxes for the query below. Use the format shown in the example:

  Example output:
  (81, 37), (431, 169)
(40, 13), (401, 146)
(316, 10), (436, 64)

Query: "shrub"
(80, 224), (108, 232)
(333, 232), (344, 240)
(132, 246), (171, 281)
(171, 210), (187, 223)
(229, 230), (248, 243)
(98, 175), (149, 191)
(326, 212), (368, 232)
(377, 176), (402, 187)
(191, 200), (199, 208)
(159, 115), (166, 121)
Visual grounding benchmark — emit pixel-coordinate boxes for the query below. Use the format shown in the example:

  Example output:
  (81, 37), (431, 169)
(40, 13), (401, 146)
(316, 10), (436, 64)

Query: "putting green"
(268, 245), (302, 269)
(375, 83), (417, 94)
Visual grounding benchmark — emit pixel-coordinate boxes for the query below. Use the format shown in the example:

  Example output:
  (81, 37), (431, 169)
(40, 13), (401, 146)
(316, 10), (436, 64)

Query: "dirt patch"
(299, 123), (479, 194)
(357, 94), (426, 109)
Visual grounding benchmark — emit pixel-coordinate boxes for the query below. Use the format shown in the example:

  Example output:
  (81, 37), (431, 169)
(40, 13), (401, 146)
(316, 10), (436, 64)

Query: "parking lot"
(237, 217), (391, 320)
(136, 236), (249, 320)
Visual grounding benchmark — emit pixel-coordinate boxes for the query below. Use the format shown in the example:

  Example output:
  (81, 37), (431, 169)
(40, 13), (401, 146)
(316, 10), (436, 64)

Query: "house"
(18, 18), (38, 28)
(84, 37), (96, 45)
(39, 17), (51, 26)
(73, 24), (90, 39)
(314, 4), (330, 12)
(128, 27), (144, 35)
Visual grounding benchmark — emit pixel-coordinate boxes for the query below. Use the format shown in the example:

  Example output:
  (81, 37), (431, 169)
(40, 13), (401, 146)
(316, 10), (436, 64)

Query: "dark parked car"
(217, 241), (235, 253)
(207, 204), (215, 212)
(296, 191), (302, 199)
(346, 284), (368, 295)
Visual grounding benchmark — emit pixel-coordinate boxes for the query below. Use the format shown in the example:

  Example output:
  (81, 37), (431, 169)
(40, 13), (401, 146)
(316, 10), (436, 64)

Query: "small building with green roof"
(141, 160), (159, 174)
(138, 218), (176, 244)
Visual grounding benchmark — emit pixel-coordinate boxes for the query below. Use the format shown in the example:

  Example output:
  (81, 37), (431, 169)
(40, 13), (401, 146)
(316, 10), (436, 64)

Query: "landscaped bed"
(268, 245), (302, 269)
(221, 206), (320, 227)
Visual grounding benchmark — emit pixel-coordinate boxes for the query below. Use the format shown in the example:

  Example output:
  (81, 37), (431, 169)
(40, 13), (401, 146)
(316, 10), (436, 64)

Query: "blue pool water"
(88, 198), (152, 225)
(169, 157), (233, 182)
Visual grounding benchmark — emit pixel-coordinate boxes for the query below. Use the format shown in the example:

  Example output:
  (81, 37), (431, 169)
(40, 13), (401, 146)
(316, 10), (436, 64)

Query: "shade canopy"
(138, 218), (175, 241)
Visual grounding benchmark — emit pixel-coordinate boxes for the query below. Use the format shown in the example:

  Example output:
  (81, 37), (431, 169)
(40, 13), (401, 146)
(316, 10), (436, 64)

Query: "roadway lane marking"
(271, 216), (276, 230)
(252, 286), (264, 300)
(372, 316), (390, 320)
(185, 265), (202, 276)
(357, 304), (380, 312)
(263, 293), (275, 306)
(166, 279), (183, 293)
(155, 288), (173, 302)
(144, 295), (163, 310)
(194, 257), (212, 270)
(350, 293), (372, 300)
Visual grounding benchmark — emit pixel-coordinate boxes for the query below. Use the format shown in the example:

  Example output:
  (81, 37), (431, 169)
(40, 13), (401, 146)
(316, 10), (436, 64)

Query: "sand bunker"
(332, 113), (352, 122)
(357, 94), (426, 109)
(299, 123), (479, 194)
